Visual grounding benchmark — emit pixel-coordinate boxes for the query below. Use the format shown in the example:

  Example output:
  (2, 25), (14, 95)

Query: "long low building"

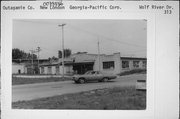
(12, 59), (50, 74)
(12, 62), (26, 74)
(39, 52), (146, 75)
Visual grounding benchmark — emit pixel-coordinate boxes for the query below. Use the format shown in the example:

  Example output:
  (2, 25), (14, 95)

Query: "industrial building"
(39, 52), (146, 75)
(12, 59), (49, 74)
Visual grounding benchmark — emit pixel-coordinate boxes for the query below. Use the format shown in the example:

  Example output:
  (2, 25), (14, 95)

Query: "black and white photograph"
(12, 19), (147, 109)
(1, 1), (179, 119)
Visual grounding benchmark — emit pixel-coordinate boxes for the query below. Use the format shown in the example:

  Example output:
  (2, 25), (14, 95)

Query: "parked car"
(72, 70), (117, 84)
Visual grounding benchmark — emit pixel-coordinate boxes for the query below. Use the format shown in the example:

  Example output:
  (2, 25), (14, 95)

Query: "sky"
(13, 19), (147, 59)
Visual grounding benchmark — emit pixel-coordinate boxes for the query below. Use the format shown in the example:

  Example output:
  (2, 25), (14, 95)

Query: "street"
(12, 74), (146, 102)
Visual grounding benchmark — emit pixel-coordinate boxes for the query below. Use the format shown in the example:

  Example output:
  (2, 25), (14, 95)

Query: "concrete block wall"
(12, 64), (25, 74)
(94, 52), (121, 74)
(51, 66), (56, 75)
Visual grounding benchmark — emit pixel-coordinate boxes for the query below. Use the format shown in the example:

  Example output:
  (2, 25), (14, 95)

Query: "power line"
(16, 20), (146, 49)
(16, 20), (146, 58)
(14, 20), (61, 26)
(41, 47), (58, 53)
(68, 24), (146, 49)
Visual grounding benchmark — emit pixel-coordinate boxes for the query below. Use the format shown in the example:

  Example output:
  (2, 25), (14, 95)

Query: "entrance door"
(18, 69), (21, 74)
(48, 66), (52, 74)
(56, 66), (60, 75)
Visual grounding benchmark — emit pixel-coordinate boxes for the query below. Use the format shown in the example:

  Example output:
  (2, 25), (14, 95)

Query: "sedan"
(72, 70), (117, 84)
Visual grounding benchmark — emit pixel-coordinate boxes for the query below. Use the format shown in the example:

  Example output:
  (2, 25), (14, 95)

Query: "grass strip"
(12, 77), (71, 85)
(119, 69), (146, 76)
(12, 87), (146, 110)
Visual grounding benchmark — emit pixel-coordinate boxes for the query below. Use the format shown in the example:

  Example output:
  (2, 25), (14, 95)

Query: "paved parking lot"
(12, 74), (146, 102)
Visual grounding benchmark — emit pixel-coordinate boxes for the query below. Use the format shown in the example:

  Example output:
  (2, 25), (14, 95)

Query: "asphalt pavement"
(12, 74), (146, 102)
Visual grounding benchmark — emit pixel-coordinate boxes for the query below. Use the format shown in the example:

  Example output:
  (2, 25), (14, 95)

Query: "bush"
(119, 69), (146, 76)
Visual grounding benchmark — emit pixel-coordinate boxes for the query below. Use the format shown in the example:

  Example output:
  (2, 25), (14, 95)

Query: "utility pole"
(36, 46), (41, 74)
(30, 49), (36, 74)
(58, 24), (66, 79)
(98, 38), (101, 72)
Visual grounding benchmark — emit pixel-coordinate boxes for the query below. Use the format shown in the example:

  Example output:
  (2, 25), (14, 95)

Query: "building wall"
(129, 60), (134, 70)
(94, 52), (121, 74)
(59, 65), (73, 75)
(121, 59), (146, 72)
(71, 53), (96, 62)
(44, 67), (48, 74)
(40, 65), (73, 75)
(39, 53), (146, 75)
(12, 64), (25, 74)
(40, 66), (48, 74)
(51, 66), (56, 75)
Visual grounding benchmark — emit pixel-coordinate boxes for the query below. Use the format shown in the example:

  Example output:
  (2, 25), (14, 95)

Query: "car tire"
(102, 77), (109, 82)
(98, 80), (102, 82)
(74, 81), (79, 84)
(79, 78), (85, 84)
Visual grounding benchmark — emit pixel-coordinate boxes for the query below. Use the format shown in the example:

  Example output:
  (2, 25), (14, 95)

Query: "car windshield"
(85, 71), (102, 75)
(85, 71), (97, 75)
(85, 71), (92, 74)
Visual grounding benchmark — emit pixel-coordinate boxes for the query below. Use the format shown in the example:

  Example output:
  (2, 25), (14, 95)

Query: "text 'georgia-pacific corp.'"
(69, 5), (121, 10)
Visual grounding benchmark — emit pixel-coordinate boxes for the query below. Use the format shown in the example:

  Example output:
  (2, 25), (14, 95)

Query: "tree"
(76, 52), (87, 54)
(58, 49), (72, 58)
(12, 48), (24, 59)
(12, 48), (37, 60)
(52, 56), (58, 60)
(48, 56), (58, 62)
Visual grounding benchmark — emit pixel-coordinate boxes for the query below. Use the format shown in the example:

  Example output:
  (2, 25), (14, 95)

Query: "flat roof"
(121, 57), (146, 60)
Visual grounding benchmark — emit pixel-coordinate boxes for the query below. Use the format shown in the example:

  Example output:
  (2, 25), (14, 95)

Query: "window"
(91, 71), (96, 74)
(103, 61), (114, 69)
(56, 66), (59, 74)
(41, 67), (44, 74)
(48, 66), (52, 74)
(142, 61), (147, 68)
(85, 71), (92, 74)
(133, 61), (140, 68)
(122, 61), (129, 69)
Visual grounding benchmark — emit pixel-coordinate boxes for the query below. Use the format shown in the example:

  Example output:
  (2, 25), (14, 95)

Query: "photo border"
(2, 1), (174, 119)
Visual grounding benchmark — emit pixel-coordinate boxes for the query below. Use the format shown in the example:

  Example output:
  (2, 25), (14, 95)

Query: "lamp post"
(30, 49), (36, 74)
(98, 39), (101, 72)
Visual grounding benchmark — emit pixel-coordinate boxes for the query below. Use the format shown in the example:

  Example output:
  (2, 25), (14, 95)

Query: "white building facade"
(12, 62), (26, 74)
(39, 52), (146, 75)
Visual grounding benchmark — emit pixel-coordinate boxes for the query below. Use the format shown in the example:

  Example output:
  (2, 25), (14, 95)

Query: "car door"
(95, 71), (103, 81)
(85, 71), (95, 81)
(90, 71), (97, 81)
